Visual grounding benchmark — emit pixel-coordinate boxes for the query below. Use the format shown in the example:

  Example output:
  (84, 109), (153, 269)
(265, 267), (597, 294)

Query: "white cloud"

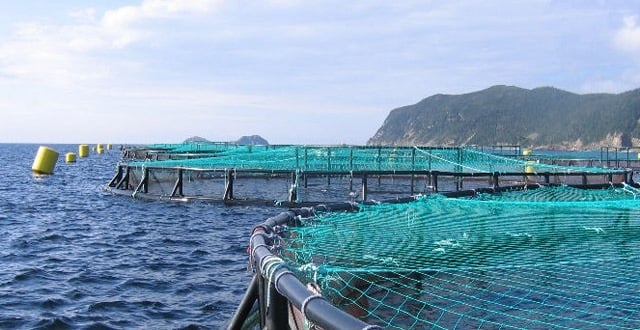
(0, 0), (223, 87)
(614, 15), (640, 55)
(2, 1), (640, 144)
(100, 0), (221, 47)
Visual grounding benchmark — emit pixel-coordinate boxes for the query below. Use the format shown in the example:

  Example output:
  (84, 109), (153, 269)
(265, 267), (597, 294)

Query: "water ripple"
(0, 144), (277, 328)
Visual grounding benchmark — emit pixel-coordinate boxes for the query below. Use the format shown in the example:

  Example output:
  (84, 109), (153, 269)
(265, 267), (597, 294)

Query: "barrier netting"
(277, 186), (640, 329)
(128, 145), (624, 174)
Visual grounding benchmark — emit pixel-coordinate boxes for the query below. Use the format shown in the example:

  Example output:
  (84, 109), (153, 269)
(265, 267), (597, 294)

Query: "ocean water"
(0, 144), (275, 329)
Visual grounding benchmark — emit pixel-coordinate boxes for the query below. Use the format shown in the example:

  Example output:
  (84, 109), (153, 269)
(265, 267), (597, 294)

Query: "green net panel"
(279, 186), (640, 329)
(126, 146), (625, 174)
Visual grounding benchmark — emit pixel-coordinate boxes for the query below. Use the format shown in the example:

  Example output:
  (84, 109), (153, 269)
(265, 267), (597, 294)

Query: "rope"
(274, 270), (294, 292)
(300, 294), (324, 320)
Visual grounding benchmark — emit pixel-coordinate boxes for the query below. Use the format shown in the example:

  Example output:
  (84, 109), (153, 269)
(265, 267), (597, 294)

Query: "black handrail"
(229, 202), (382, 330)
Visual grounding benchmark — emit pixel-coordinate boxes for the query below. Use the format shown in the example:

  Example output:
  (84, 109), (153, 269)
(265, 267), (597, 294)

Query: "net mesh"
(278, 186), (640, 329)
(128, 145), (623, 174)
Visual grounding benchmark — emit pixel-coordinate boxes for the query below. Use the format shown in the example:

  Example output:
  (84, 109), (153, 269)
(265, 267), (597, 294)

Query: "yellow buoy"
(32, 146), (59, 174)
(96, 147), (104, 154)
(522, 149), (532, 156)
(65, 152), (77, 163)
(525, 160), (536, 174)
(107, 144), (112, 150)
(79, 144), (89, 158)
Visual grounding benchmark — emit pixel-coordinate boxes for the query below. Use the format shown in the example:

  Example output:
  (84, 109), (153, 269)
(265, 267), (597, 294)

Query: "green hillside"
(367, 85), (640, 149)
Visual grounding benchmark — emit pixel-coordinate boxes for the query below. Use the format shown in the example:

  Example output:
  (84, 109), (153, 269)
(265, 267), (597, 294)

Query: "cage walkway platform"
(105, 144), (635, 205)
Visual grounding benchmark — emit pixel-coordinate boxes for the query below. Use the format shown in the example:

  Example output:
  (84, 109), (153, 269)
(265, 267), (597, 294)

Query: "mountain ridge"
(367, 85), (640, 149)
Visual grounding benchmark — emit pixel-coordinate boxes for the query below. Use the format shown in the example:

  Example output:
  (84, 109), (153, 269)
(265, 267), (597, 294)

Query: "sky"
(1, 0), (640, 145)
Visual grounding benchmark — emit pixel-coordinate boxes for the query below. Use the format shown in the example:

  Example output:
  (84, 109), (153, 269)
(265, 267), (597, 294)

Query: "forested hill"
(367, 85), (640, 149)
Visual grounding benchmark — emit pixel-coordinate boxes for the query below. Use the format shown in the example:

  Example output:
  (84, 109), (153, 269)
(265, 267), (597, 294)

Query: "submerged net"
(127, 145), (623, 175)
(278, 186), (640, 329)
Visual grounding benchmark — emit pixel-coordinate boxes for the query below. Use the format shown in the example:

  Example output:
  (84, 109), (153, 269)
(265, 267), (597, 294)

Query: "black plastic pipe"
(227, 274), (259, 330)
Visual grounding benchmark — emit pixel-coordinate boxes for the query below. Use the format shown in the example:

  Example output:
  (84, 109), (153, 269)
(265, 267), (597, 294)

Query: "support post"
(227, 275), (259, 330)
(349, 148), (354, 171)
(108, 165), (123, 187)
(288, 171), (299, 203)
(411, 148), (416, 195)
(349, 171), (353, 192)
(115, 166), (130, 189)
(224, 169), (234, 201)
(327, 148), (331, 185)
(133, 167), (149, 194)
(362, 174), (368, 202)
(264, 280), (289, 330)
(257, 274), (267, 329)
(171, 168), (184, 197)
(432, 172), (439, 193)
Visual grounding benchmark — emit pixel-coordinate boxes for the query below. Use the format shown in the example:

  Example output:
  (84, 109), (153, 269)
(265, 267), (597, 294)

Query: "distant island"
(368, 85), (640, 150)
(183, 135), (269, 145)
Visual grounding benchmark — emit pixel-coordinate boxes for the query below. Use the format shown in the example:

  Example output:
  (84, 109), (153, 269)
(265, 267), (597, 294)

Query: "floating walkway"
(105, 144), (635, 205)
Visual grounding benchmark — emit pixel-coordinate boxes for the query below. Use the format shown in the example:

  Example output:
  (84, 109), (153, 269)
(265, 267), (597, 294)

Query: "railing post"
(432, 172), (439, 193)
(362, 173), (368, 202)
(224, 169), (234, 201)
(289, 170), (299, 203)
(265, 280), (289, 330)
(171, 168), (184, 197)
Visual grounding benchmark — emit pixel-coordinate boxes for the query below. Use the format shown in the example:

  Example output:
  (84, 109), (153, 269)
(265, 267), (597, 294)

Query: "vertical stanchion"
(362, 173), (368, 202)
(257, 274), (267, 329)
(411, 148), (416, 195)
(227, 275), (259, 330)
(108, 165), (124, 187)
(171, 168), (184, 197)
(327, 147), (332, 185)
(224, 169), (234, 201)
(265, 279), (289, 330)
(349, 171), (353, 192)
(432, 172), (439, 192)
(289, 170), (299, 203)
(349, 147), (354, 171)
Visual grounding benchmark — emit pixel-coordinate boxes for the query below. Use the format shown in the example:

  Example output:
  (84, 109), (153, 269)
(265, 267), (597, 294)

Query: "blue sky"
(1, 0), (639, 144)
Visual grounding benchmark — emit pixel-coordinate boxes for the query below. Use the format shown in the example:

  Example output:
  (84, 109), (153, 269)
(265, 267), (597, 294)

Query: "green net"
(127, 145), (624, 174)
(279, 186), (640, 329)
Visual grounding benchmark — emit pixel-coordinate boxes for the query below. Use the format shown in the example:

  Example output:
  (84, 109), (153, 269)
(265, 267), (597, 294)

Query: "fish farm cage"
(105, 144), (638, 205)
(231, 184), (640, 329)
(104, 143), (640, 328)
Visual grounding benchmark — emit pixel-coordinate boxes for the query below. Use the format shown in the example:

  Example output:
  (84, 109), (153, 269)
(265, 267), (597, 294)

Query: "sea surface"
(0, 144), (275, 329)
